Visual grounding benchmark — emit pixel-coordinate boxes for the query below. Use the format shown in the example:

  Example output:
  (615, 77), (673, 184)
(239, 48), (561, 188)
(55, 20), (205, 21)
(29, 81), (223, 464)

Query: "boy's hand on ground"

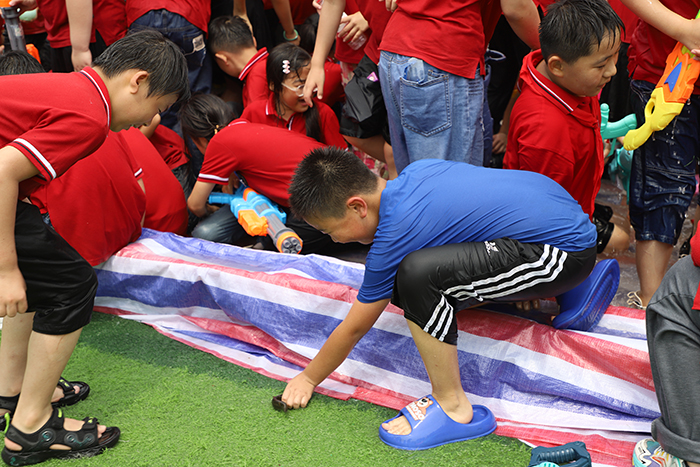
(281, 373), (316, 409)
(0, 267), (28, 317)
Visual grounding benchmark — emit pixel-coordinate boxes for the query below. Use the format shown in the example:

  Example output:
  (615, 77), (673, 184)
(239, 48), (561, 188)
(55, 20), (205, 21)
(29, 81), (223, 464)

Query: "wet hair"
(540, 0), (624, 64)
(179, 93), (235, 143)
(208, 16), (255, 54)
(267, 43), (322, 143)
(289, 147), (378, 220)
(92, 30), (190, 103)
(0, 50), (44, 75)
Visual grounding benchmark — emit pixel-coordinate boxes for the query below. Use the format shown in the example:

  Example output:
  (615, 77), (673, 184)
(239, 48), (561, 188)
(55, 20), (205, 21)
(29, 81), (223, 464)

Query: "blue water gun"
(208, 185), (303, 254)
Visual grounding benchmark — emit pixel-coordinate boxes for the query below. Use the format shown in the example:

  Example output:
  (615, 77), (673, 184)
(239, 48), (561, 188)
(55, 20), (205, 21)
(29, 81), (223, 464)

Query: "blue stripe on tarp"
(158, 326), (303, 372)
(138, 229), (365, 288)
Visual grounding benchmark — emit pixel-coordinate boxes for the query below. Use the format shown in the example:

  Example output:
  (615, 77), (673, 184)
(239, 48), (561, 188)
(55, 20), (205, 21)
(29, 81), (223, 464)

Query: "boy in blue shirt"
(281, 147), (618, 450)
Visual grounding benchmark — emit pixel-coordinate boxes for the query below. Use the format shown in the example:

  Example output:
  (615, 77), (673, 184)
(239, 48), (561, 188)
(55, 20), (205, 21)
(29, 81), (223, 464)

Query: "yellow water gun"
(624, 10), (700, 151)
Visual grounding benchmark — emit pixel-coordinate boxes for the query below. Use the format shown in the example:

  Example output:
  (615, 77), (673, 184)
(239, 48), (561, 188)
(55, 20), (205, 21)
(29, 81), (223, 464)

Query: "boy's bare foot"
(381, 397), (474, 435)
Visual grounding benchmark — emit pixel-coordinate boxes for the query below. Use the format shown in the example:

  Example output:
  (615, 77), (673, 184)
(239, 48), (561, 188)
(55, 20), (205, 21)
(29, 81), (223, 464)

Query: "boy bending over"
(504, 0), (629, 255)
(281, 147), (618, 450)
(0, 30), (188, 465)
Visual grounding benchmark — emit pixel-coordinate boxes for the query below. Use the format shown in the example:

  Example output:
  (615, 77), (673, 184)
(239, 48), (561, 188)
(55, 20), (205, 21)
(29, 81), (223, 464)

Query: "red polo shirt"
(36, 0), (95, 48)
(379, 0), (484, 78)
(149, 125), (189, 170)
(29, 132), (146, 266)
(240, 93), (347, 148)
(0, 67), (111, 199)
(354, 0), (392, 65)
(239, 48), (270, 107)
(122, 128), (188, 236)
(197, 119), (324, 207)
(503, 50), (603, 219)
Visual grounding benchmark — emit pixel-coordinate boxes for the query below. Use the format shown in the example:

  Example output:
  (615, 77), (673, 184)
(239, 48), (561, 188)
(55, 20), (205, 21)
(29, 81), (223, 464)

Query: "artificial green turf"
(1, 312), (531, 466)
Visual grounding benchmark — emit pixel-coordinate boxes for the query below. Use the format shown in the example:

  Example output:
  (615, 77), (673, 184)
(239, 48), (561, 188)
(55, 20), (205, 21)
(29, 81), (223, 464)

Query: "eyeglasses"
(282, 82), (305, 97)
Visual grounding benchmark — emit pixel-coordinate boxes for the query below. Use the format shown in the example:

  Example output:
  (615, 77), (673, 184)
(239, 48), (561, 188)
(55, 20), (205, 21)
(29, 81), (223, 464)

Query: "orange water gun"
(0, 0), (41, 63)
(209, 185), (303, 254)
(624, 10), (700, 151)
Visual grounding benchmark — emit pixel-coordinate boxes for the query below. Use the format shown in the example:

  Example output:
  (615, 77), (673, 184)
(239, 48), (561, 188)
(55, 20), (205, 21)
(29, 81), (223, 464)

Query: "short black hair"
(0, 50), (44, 75)
(208, 16), (255, 54)
(540, 0), (624, 64)
(289, 147), (378, 220)
(179, 93), (235, 142)
(92, 30), (190, 102)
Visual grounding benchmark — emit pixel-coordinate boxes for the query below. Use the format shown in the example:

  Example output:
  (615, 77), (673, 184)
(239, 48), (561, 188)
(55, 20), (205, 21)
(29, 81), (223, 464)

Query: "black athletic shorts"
(15, 201), (97, 335)
(391, 238), (596, 344)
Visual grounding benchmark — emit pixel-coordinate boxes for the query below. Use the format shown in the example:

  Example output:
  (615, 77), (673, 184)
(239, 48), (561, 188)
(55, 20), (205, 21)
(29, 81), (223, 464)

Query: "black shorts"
(339, 55), (390, 141)
(15, 201), (97, 335)
(391, 238), (596, 344)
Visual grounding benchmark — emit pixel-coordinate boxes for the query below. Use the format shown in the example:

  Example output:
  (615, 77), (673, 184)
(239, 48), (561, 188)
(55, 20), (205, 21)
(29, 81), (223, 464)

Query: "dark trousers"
(646, 255), (700, 463)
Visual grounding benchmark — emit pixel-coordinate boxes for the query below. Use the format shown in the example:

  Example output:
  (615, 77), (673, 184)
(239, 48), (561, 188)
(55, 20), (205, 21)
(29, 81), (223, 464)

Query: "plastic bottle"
(0, 0), (27, 52)
(337, 13), (367, 51)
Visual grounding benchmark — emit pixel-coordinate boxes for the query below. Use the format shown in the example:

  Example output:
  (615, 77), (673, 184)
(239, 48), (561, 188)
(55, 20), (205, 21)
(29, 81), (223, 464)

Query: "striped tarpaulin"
(94, 229), (656, 467)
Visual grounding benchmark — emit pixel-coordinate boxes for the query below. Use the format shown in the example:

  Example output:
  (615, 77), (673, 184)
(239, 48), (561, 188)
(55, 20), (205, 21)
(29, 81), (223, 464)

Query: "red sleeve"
(242, 64), (271, 107)
(321, 60), (346, 108)
(197, 131), (238, 185)
(11, 111), (109, 188)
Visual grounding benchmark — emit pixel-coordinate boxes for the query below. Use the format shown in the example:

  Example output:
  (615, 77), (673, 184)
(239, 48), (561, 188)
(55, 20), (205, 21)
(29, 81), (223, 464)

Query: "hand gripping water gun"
(208, 185), (303, 254)
(527, 441), (592, 467)
(0, 0), (41, 62)
(624, 10), (700, 151)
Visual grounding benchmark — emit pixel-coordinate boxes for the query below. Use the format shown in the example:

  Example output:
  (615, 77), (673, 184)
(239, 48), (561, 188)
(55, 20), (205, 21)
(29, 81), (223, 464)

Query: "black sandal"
(52, 377), (90, 408)
(0, 377), (89, 432)
(0, 394), (19, 432)
(1, 407), (120, 466)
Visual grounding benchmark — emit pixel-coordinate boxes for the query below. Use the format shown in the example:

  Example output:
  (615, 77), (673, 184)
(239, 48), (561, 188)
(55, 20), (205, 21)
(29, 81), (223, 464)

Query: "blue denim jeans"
(629, 79), (700, 244)
(130, 9), (212, 130)
(379, 51), (485, 173)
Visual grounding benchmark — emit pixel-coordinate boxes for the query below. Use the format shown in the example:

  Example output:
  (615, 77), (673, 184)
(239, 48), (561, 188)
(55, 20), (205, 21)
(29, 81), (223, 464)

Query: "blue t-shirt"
(357, 160), (596, 303)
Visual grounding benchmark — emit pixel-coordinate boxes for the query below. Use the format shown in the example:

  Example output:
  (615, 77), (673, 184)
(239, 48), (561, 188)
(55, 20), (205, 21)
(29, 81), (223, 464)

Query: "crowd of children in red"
(1, 0), (699, 465)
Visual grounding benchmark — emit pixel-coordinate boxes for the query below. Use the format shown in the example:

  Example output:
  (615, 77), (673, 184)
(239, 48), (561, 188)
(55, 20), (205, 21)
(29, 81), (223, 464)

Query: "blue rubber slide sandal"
(378, 395), (496, 450)
(552, 259), (620, 331)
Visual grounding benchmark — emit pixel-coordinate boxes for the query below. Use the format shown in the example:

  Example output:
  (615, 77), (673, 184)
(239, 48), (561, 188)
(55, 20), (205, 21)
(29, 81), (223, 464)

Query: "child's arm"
(620, 0), (700, 52)
(270, 0), (300, 45)
(0, 146), (40, 317)
(500, 0), (540, 50)
(282, 297), (391, 408)
(303, 0), (346, 106)
(66, 0), (93, 72)
(187, 180), (217, 218)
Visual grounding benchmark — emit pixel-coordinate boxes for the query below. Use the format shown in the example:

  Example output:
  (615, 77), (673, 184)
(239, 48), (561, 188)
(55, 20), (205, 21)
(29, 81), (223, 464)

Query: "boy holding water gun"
(179, 93), (337, 254)
(620, 0), (700, 310)
(503, 0), (630, 256)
